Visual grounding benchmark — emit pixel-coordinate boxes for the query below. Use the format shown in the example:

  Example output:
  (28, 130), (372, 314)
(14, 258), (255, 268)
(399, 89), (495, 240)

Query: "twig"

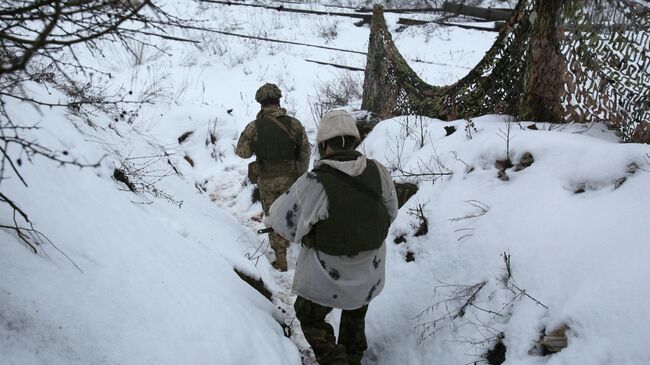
(244, 237), (269, 266)
(415, 280), (489, 344)
(0, 192), (82, 272)
(507, 281), (548, 309)
(454, 227), (474, 241)
(450, 151), (471, 170)
(453, 281), (487, 319)
(303, 59), (364, 72)
(449, 200), (489, 222)
(500, 252), (548, 309)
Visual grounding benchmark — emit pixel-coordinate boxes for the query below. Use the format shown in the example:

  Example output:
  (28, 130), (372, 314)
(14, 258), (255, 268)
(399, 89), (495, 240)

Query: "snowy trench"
(2, 1), (650, 365)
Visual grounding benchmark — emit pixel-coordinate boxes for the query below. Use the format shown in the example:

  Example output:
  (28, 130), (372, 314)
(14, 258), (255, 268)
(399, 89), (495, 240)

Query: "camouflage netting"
(361, 1), (650, 141)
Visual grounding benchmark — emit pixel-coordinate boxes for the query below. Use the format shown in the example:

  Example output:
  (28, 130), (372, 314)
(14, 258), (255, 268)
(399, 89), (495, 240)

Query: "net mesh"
(361, 1), (649, 141)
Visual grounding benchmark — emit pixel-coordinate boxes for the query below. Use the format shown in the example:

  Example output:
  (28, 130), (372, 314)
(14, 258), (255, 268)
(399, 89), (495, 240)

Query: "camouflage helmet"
(255, 83), (282, 103)
(316, 110), (360, 143)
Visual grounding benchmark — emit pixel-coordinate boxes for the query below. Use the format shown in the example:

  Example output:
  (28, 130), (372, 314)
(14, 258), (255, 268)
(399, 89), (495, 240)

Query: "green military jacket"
(235, 106), (310, 177)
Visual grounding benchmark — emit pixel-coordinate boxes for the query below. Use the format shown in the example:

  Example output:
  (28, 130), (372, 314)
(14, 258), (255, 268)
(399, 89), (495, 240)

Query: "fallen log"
(441, 1), (512, 21)
(356, 2), (512, 20)
(397, 17), (505, 32)
(355, 6), (443, 14)
(272, 1), (360, 11)
(202, 0), (512, 26)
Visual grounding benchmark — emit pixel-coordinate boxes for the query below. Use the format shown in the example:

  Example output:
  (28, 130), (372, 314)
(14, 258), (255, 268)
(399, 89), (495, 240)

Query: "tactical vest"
(254, 115), (298, 163)
(304, 151), (390, 256)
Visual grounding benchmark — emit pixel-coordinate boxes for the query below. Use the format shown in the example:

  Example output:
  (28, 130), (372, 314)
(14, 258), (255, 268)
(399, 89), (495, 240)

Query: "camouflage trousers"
(258, 175), (296, 260)
(294, 296), (369, 365)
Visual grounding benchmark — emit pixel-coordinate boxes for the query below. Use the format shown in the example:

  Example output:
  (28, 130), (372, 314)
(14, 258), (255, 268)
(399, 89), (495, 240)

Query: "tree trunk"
(519, 0), (566, 122)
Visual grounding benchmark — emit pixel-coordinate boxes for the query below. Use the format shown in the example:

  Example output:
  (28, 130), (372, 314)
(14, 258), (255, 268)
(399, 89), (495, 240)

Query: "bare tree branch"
(0, 0), (197, 259)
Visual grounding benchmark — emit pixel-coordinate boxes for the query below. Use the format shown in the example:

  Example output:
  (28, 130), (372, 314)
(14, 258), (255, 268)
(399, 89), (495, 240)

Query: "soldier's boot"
(270, 232), (289, 271)
(338, 305), (369, 365)
(271, 251), (287, 272)
(294, 296), (348, 365)
(317, 349), (348, 365)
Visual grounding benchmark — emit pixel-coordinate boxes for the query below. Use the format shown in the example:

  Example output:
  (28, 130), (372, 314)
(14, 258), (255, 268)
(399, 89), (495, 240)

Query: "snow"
(2, 1), (649, 365)
(362, 115), (650, 364)
(1, 84), (298, 365)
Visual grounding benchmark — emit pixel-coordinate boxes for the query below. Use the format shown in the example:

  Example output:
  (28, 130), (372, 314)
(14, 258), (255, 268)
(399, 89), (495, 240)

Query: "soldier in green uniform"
(235, 83), (310, 271)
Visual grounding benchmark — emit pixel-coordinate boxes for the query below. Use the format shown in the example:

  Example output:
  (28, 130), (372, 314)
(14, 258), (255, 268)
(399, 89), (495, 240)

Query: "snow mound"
(362, 115), (650, 365)
(0, 84), (298, 365)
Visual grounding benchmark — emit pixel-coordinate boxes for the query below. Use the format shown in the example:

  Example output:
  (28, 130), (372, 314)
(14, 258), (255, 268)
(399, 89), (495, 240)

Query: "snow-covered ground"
(2, 1), (649, 365)
(362, 116), (650, 364)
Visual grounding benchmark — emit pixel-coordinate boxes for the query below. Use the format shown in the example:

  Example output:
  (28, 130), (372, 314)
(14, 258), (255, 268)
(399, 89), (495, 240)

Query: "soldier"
(235, 83), (310, 271)
(266, 110), (398, 365)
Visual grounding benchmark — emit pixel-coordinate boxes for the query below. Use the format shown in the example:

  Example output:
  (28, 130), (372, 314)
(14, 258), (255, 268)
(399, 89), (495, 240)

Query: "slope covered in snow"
(2, 1), (649, 365)
(0, 83), (299, 364)
(362, 116), (650, 364)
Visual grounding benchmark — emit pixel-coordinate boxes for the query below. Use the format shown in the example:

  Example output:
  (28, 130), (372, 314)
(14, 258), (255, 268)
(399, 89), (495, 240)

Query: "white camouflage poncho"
(268, 155), (398, 310)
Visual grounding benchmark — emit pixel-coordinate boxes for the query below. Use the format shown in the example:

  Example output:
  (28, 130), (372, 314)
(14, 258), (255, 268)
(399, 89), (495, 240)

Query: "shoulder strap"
(314, 163), (382, 202)
(266, 115), (299, 145)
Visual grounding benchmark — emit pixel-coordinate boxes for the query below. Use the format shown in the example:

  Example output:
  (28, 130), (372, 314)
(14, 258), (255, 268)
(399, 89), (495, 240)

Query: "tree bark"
(519, 0), (566, 122)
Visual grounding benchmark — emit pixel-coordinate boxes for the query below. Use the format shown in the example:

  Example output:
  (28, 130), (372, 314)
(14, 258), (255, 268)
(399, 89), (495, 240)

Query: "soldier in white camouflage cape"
(267, 110), (398, 365)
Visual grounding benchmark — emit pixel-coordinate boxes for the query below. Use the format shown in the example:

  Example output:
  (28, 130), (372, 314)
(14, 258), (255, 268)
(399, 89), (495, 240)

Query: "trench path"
(208, 164), (333, 365)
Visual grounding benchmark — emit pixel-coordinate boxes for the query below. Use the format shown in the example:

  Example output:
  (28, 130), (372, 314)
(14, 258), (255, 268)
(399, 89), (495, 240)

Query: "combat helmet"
(255, 83), (282, 104)
(316, 110), (360, 143)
